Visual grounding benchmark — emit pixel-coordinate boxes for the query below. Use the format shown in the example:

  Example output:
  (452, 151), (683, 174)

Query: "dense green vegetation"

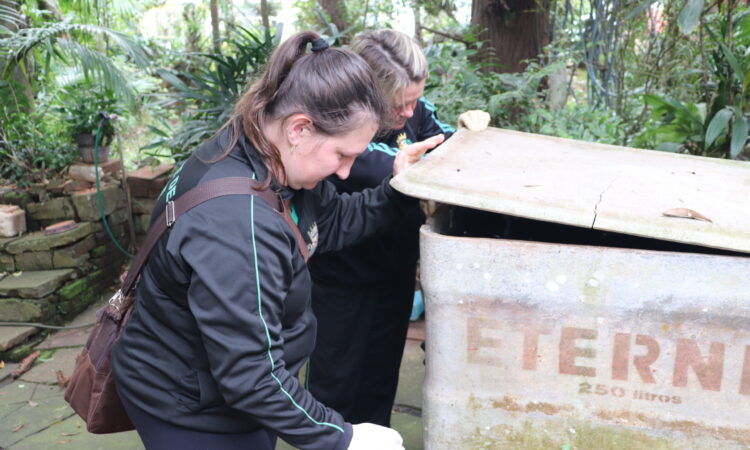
(1, 0), (748, 184)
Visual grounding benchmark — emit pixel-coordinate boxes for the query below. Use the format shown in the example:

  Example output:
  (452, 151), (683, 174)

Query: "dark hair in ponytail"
(221, 31), (386, 185)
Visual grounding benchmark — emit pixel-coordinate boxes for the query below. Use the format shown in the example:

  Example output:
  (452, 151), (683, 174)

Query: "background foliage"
(0, 0), (748, 185)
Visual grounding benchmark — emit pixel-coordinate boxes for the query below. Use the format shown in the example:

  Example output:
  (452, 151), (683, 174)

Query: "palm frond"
(2, 19), (149, 72)
(0, 2), (26, 32)
(65, 0), (144, 20)
(55, 39), (137, 108)
(0, 17), (148, 108)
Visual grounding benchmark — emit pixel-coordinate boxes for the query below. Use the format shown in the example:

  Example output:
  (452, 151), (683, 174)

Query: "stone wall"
(0, 184), (130, 328)
(0, 162), (173, 360)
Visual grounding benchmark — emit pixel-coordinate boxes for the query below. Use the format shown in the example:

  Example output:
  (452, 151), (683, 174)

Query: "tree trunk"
(471, 0), (550, 73)
(210, 0), (221, 53)
(222, 0), (236, 40)
(260, 0), (270, 30)
(318, 0), (349, 34)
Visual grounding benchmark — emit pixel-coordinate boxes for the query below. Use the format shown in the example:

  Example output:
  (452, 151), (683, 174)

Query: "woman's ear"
(286, 113), (314, 146)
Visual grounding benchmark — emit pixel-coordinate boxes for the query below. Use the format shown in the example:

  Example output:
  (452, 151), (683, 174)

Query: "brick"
(98, 158), (123, 176)
(15, 251), (54, 271)
(4, 222), (96, 254)
(127, 163), (174, 181)
(0, 269), (73, 299)
(71, 183), (126, 221)
(0, 253), (14, 272)
(0, 298), (41, 322)
(0, 325), (36, 352)
(127, 176), (169, 198)
(52, 235), (95, 268)
(0, 236), (18, 251)
(63, 179), (93, 194)
(43, 220), (78, 235)
(68, 163), (105, 183)
(94, 222), (129, 246)
(0, 204), (27, 237)
(108, 207), (131, 226)
(131, 197), (156, 215)
(0, 189), (33, 208)
(126, 164), (173, 199)
(25, 197), (75, 221)
(135, 213), (151, 235)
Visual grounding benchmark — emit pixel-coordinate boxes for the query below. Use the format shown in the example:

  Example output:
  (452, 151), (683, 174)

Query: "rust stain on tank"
(483, 395), (571, 415)
(595, 409), (650, 424)
(490, 395), (523, 412)
(595, 410), (750, 444)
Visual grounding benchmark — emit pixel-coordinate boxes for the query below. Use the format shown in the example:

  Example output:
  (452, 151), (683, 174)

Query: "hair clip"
(311, 38), (329, 53)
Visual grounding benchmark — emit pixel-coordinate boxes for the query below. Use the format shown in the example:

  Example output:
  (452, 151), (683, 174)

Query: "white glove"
(458, 110), (491, 131)
(348, 423), (404, 450)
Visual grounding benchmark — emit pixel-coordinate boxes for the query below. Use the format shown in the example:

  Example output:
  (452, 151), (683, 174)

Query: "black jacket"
(309, 97), (455, 286)
(111, 127), (413, 449)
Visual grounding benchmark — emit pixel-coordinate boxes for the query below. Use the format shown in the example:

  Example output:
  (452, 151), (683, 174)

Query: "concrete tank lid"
(391, 127), (750, 254)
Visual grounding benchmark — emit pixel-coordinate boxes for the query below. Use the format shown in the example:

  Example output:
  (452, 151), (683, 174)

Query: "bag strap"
(120, 176), (307, 296)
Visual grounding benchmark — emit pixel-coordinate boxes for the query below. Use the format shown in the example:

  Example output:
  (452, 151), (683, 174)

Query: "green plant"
(56, 85), (123, 139)
(701, 7), (750, 158)
(0, 106), (77, 183)
(634, 6), (750, 158)
(423, 36), (504, 126)
(0, 16), (149, 109)
(144, 25), (280, 161)
(634, 94), (705, 153)
(524, 102), (627, 145)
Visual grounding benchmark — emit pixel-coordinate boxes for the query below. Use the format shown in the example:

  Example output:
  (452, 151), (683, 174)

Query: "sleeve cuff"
(333, 422), (353, 450)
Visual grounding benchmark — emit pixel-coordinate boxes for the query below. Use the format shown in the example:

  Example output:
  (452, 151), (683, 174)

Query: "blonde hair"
(351, 29), (428, 105)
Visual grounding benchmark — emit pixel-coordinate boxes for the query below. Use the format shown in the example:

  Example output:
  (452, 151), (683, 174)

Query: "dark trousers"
(117, 385), (277, 450)
(307, 267), (416, 426)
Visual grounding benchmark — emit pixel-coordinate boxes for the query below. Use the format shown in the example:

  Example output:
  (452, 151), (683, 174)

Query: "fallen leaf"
(55, 370), (70, 388)
(12, 424), (25, 432)
(0, 360), (4, 369)
(61, 432), (79, 437)
(11, 350), (41, 379)
(56, 439), (71, 444)
(12, 271), (22, 277)
(28, 400), (38, 408)
(662, 207), (713, 223)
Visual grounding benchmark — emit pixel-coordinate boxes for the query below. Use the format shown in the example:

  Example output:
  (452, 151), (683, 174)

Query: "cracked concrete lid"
(391, 127), (750, 254)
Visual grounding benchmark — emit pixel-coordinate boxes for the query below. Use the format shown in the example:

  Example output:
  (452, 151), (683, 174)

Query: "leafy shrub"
(423, 39), (504, 126)
(55, 85), (124, 139)
(0, 107), (77, 184)
(144, 26), (280, 161)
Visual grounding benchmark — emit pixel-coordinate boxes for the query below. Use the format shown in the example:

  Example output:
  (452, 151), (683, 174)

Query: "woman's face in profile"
(389, 79), (425, 130)
(284, 120), (379, 190)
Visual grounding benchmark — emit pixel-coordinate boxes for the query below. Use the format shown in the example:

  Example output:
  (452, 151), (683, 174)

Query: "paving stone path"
(0, 294), (425, 449)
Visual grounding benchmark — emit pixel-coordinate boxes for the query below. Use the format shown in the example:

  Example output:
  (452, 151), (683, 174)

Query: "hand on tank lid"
(458, 110), (491, 131)
(392, 134), (445, 176)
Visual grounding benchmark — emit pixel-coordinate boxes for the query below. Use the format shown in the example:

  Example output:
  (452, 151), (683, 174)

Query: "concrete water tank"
(392, 128), (750, 449)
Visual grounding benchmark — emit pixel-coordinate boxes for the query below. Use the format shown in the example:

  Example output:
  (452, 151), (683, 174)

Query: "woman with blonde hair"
(308, 29), (489, 426)
(111, 31), (426, 449)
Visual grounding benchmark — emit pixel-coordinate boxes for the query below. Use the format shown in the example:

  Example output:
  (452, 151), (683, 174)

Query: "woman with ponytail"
(111, 31), (420, 450)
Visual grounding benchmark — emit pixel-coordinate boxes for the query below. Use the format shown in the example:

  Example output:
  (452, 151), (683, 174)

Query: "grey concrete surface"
(0, 292), (426, 449)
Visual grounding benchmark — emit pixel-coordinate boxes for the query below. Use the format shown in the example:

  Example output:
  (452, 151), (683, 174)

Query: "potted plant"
(57, 85), (122, 164)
